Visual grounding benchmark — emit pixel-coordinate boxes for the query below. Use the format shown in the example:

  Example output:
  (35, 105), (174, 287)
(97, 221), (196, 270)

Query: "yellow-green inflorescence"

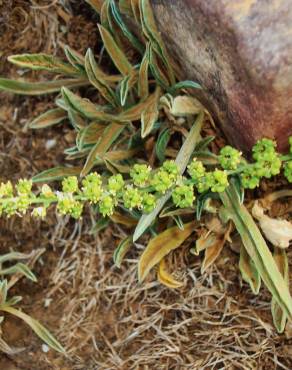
(0, 137), (291, 220)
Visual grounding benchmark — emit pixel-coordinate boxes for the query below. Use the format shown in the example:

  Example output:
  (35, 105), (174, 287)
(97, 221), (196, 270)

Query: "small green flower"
(240, 165), (260, 189)
(15, 195), (31, 214)
(284, 161), (292, 183)
(142, 193), (156, 213)
(130, 164), (151, 187)
(252, 138), (277, 162)
(172, 184), (195, 208)
(162, 160), (179, 181)
(108, 174), (124, 195)
(123, 185), (142, 209)
(57, 192), (82, 219)
(99, 194), (115, 217)
(2, 199), (17, 217)
(218, 146), (242, 170)
(255, 156), (282, 178)
(41, 184), (54, 198)
(0, 181), (13, 198)
(82, 172), (103, 203)
(187, 159), (206, 182)
(196, 173), (213, 193)
(62, 176), (79, 193)
(209, 169), (229, 192)
(151, 169), (173, 193)
(16, 179), (32, 196)
(31, 206), (47, 219)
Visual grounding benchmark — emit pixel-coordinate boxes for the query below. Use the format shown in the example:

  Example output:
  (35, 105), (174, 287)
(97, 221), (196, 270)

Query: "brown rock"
(151, 0), (292, 153)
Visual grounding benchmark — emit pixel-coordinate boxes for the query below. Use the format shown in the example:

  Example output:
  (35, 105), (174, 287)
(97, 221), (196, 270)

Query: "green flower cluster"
(0, 137), (291, 220)
(241, 138), (282, 189)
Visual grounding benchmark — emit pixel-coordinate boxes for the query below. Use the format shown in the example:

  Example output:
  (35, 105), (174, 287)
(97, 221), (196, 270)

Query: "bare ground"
(0, 1), (292, 369)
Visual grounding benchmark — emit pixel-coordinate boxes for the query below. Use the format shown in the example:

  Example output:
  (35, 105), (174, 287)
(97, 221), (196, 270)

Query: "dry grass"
(0, 1), (292, 370)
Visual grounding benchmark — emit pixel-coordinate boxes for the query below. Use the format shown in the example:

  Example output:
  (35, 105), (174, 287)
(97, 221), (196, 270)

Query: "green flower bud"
(284, 161), (292, 183)
(142, 193), (156, 213)
(151, 169), (174, 193)
(123, 185), (142, 209)
(41, 184), (54, 198)
(99, 195), (115, 217)
(2, 199), (17, 217)
(15, 195), (31, 214)
(218, 146), (242, 170)
(209, 169), (229, 192)
(187, 159), (206, 182)
(255, 156), (282, 178)
(108, 174), (124, 195)
(57, 192), (82, 219)
(196, 173), (213, 193)
(62, 176), (78, 193)
(162, 160), (179, 181)
(130, 164), (151, 187)
(16, 179), (32, 196)
(240, 165), (260, 189)
(0, 181), (13, 198)
(252, 138), (277, 162)
(82, 173), (103, 203)
(172, 184), (195, 208)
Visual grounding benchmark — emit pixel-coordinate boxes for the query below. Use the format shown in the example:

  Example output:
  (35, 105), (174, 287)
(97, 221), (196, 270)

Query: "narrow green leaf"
(0, 281), (8, 305)
(0, 306), (65, 353)
(68, 109), (87, 131)
(138, 43), (150, 99)
(81, 122), (125, 176)
(8, 54), (79, 75)
(85, 49), (118, 106)
(141, 87), (160, 138)
(0, 263), (37, 282)
(133, 111), (204, 241)
(156, 128), (171, 163)
(98, 24), (133, 76)
(113, 236), (133, 268)
(119, 74), (131, 106)
(110, 0), (144, 53)
(32, 166), (82, 183)
(64, 45), (85, 72)
(0, 78), (88, 95)
(29, 108), (67, 129)
(169, 80), (202, 94)
(219, 182), (292, 319)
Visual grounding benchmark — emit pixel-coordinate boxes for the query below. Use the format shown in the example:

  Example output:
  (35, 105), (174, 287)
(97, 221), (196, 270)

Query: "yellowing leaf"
(169, 96), (203, 117)
(98, 24), (133, 76)
(110, 211), (138, 227)
(239, 243), (261, 294)
(8, 54), (78, 75)
(29, 108), (67, 129)
(141, 87), (161, 137)
(85, 0), (105, 13)
(157, 258), (184, 289)
(138, 221), (196, 282)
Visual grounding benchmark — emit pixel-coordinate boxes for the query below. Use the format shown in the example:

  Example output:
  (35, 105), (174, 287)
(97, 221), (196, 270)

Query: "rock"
(151, 0), (292, 153)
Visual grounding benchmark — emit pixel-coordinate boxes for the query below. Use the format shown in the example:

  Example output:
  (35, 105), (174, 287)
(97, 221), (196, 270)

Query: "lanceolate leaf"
(8, 54), (79, 75)
(139, 0), (175, 85)
(32, 166), (82, 183)
(157, 258), (184, 289)
(98, 24), (133, 76)
(0, 78), (88, 95)
(169, 80), (202, 94)
(113, 236), (133, 268)
(138, 43), (150, 99)
(29, 108), (67, 129)
(133, 111), (204, 242)
(138, 221), (196, 282)
(156, 128), (171, 163)
(61, 87), (115, 121)
(85, 49), (118, 106)
(0, 305), (65, 353)
(272, 248), (289, 333)
(219, 183), (292, 319)
(141, 87), (161, 137)
(239, 243), (261, 294)
(0, 263), (37, 282)
(64, 45), (85, 72)
(110, 0), (144, 53)
(81, 122), (125, 176)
